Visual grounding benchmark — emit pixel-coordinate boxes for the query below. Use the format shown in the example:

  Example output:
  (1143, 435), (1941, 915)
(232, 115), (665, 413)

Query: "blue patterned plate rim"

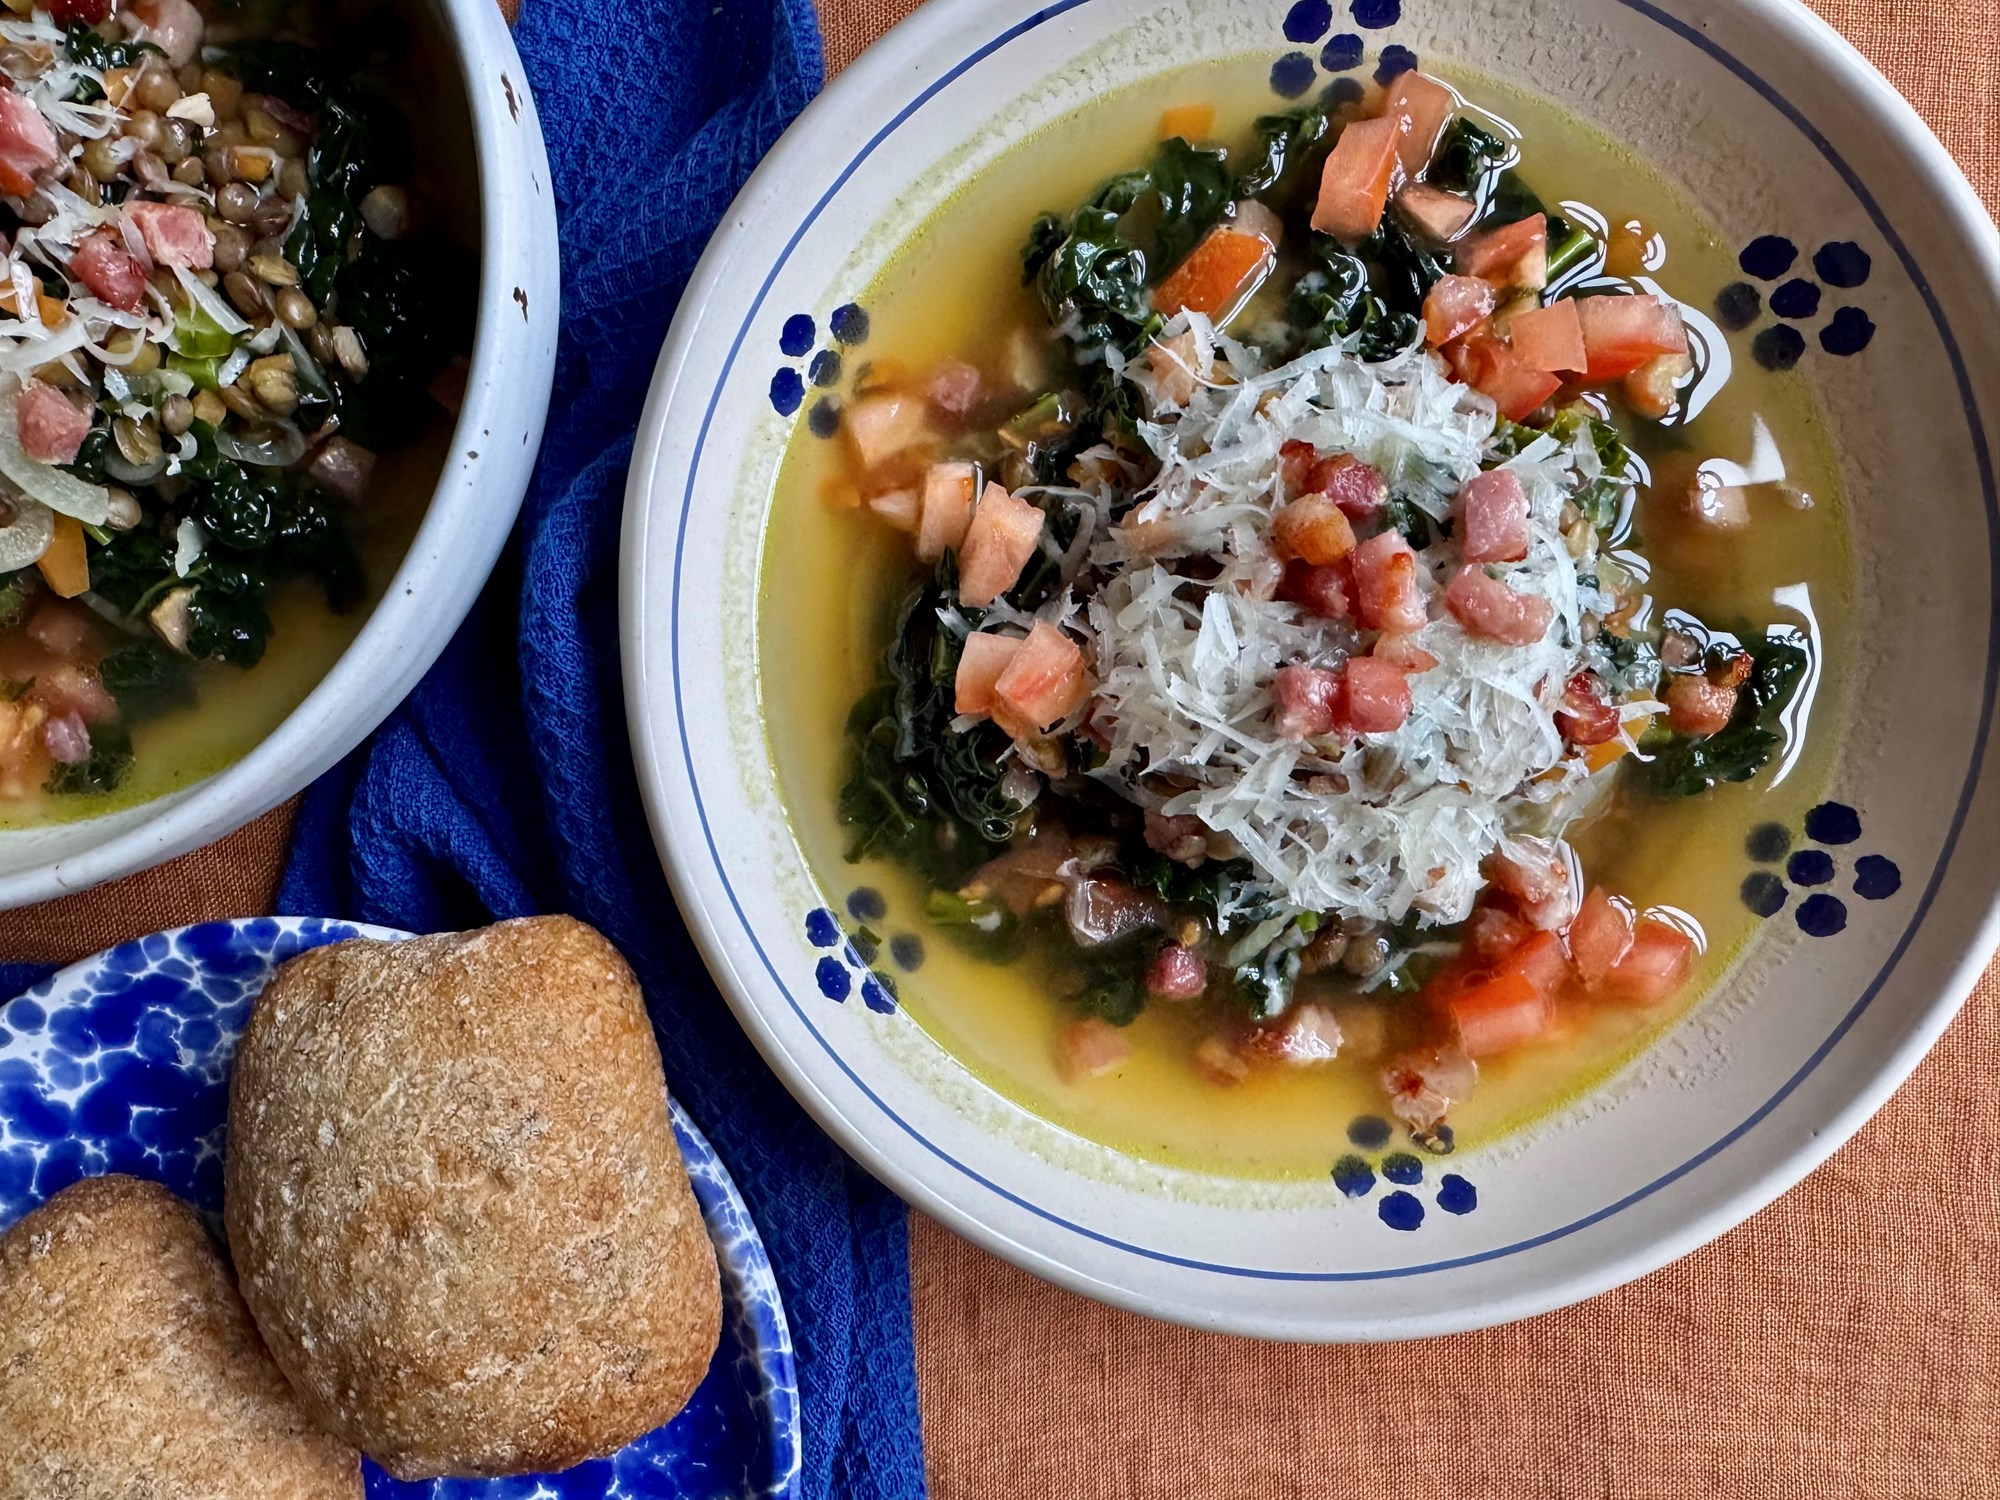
(0, 916), (801, 1500)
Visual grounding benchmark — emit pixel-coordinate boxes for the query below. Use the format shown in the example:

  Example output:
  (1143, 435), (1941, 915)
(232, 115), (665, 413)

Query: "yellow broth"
(760, 57), (1850, 1178)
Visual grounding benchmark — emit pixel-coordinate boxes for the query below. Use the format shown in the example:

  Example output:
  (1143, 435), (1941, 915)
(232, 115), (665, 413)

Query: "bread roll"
(0, 1173), (362, 1498)
(224, 916), (722, 1480)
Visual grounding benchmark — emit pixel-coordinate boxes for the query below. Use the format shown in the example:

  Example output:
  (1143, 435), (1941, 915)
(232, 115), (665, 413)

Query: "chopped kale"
(1234, 106), (1330, 204)
(1645, 635), (1809, 797)
(1122, 848), (1275, 936)
(1022, 171), (1156, 357)
(1589, 630), (1662, 696)
(1285, 232), (1422, 362)
(1426, 117), (1509, 196)
(46, 720), (132, 796)
(1149, 136), (1234, 271)
(60, 25), (159, 102)
(97, 641), (194, 718)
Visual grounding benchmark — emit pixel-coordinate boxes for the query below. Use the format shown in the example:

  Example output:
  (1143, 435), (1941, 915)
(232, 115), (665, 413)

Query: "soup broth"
(762, 57), (1849, 1178)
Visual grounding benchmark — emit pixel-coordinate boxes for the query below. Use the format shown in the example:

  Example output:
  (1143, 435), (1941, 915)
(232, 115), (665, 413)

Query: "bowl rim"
(623, 0), (2000, 1337)
(0, 0), (560, 909)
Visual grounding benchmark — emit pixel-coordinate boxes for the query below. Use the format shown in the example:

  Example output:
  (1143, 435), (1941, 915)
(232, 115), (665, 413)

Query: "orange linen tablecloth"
(11, 2), (1998, 1494)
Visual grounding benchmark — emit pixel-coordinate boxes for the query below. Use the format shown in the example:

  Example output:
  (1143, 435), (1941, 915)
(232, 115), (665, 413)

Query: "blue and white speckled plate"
(0, 918), (801, 1500)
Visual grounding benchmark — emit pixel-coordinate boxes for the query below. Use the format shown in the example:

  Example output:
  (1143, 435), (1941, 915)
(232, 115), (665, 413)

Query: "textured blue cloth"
(277, 2), (927, 1495)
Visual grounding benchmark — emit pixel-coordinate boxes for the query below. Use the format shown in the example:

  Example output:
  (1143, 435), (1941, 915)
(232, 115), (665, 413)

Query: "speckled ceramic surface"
(622, 0), (2000, 1338)
(0, 919), (800, 1499)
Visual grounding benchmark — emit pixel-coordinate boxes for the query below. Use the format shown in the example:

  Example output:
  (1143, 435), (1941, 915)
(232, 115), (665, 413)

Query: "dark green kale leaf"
(97, 640), (194, 718)
(85, 526), (176, 617)
(46, 720), (132, 796)
(1426, 118), (1508, 196)
(1234, 106), (1330, 203)
(181, 559), (272, 668)
(1481, 170), (1546, 228)
(1022, 171), (1156, 356)
(1284, 232), (1421, 362)
(1149, 137), (1233, 272)
(0, 570), (38, 632)
(1588, 630), (1662, 697)
(1359, 217), (1451, 317)
(334, 240), (468, 447)
(1122, 849), (1275, 936)
(1645, 635), (1809, 797)
(1070, 948), (1146, 1026)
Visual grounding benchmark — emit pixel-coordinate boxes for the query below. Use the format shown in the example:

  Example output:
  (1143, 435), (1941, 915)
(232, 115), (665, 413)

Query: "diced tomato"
(1193, 1032), (1251, 1085)
(43, 0), (110, 25)
(1445, 970), (1550, 1058)
(1352, 531), (1428, 633)
(1456, 215), (1548, 290)
(1372, 632), (1438, 673)
(1444, 564), (1553, 645)
(1622, 348), (1694, 420)
(1467, 904), (1532, 962)
(17, 381), (91, 465)
(957, 482), (1044, 607)
(1665, 672), (1738, 737)
(1506, 299), (1587, 375)
(1483, 838), (1573, 930)
(1577, 294), (1689, 382)
(1272, 494), (1356, 566)
(1154, 224), (1275, 321)
(865, 487), (918, 531)
(33, 663), (114, 723)
(1386, 71), (1458, 179)
(1495, 929), (1570, 995)
(0, 92), (57, 197)
(123, 200), (213, 271)
(1568, 886), (1635, 987)
(1556, 671), (1621, 747)
(917, 461), (977, 562)
(1059, 1017), (1131, 1082)
(1271, 663), (1344, 740)
(1145, 943), (1208, 1000)
(1241, 1002), (1343, 1065)
(1455, 467), (1529, 564)
(925, 360), (982, 417)
(1396, 182), (1474, 242)
(1340, 656), (1411, 733)
(1279, 558), (1353, 620)
(953, 631), (1022, 718)
(991, 620), (1088, 739)
(1602, 917), (1695, 1007)
(1450, 332), (1563, 421)
(1423, 274), (1496, 348)
(843, 392), (930, 471)
(69, 232), (147, 313)
(1311, 115), (1399, 241)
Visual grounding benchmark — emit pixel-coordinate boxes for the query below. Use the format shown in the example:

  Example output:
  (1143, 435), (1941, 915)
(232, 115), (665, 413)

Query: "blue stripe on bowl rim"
(668, 0), (2000, 1282)
(0, 918), (801, 1499)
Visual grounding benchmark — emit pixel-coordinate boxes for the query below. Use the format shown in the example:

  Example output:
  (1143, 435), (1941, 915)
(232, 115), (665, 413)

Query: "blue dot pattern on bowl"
(1436, 1174), (1477, 1215)
(778, 313), (814, 357)
(829, 303), (870, 345)
(1714, 281), (1762, 331)
(1321, 31), (1363, 70)
(1373, 43), (1417, 83)
(1752, 324), (1806, 372)
(1332, 1119), (1477, 1229)
(889, 934), (925, 972)
(804, 908), (841, 948)
(846, 888), (887, 922)
(1323, 76), (1366, 108)
(1331, 1153), (1376, 1197)
(815, 956), (851, 1001)
(1820, 306), (1875, 356)
(1769, 278), (1821, 320)
(1378, 1190), (1424, 1230)
(801, 902), (902, 1015)
(1813, 240), (1872, 288)
(1283, 0), (1332, 42)
(807, 396), (841, 439)
(1270, 51), (1316, 98)
(1727, 236), (1874, 366)
(1351, 0), (1400, 28)
(1380, 1151), (1423, 1185)
(1346, 1113), (1391, 1149)
(768, 368), (803, 416)
(0, 920), (801, 1500)
(808, 349), (842, 388)
(1740, 802), (1897, 940)
(1739, 235), (1798, 279)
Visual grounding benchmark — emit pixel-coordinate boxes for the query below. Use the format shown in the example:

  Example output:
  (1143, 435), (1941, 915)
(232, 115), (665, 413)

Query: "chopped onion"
(214, 421), (305, 469)
(0, 496), (54, 571)
(0, 387), (110, 524)
(170, 263), (249, 337)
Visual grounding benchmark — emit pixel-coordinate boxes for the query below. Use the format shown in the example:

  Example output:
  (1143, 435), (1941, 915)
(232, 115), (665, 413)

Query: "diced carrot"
(1158, 102), (1215, 141)
(1059, 1017), (1130, 1081)
(1568, 886), (1635, 987)
(1422, 274), (1496, 347)
(1507, 299), (1586, 374)
(917, 460), (977, 561)
(1445, 970), (1551, 1058)
(1153, 224), (1274, 322)
(1386, 70), (1457, 179)
(37, 513), (88, 598)
(1577, 294), (1688, 383)
(1396, 182), (1475, 242)
(1602, 917), (1694, 1006)
(991, 619), (1088, 738)
(1310, 115), (1398, 242)
(865, 487), (918, 532)
(843, 392), (931, 471)
(953, 631), (1023, 718)
(1583, 731), (1639, 774)
(1457, 215), (1548, 290)
(957, 482), (1044, 607)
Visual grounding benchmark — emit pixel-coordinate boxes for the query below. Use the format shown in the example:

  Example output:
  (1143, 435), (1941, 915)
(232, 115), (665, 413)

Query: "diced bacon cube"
(69, 233), (148, 314)
(1192, 1032), (1250, 1085)
(1455, 467), (1530, 564)
(1242, 1002), (1344, 1065)
(1443, 564), (1553, 645)
(953, 631), (1022, 718)
(123, 0), (204, 66)
(1144, 943), (1208, 1000)
(1372, 632), (1438, 673)
(1456, 215), (1548, 290)
(1423, 274), (1496, 347)
(41, 710), (89, 765)
(991, 619), (1088, 739)
(1279, 559), (1353, 620)
(1556, 671), (1622, 747)
(917, 461), (977, 562)
(925, 360), (982, 417)
(1397, 182), (1475, 242)
(1279, 442), (1387, 519)
(25, 601), (92, 657)
(957, 482), (1044, 607)
(1271, 663), (1344, 740)
(123, 200), (213, 270)
(1568, 886), (1636, 987)
(1310, 115), (1398, 241)
(1665, 672), (1738, 737)
(1147, 329), (1202, 407)
(16, 380), (91, 464)
(1385, 70), (1457, 178)
(0, 92), (58, 198)
(1272, 493), (1356, 566)
(1059, 1017), (1130, 1082)
(33, 663), (115, 723)
(1467, 904), (1532, 962)
(1352, 530), (1428, 634)
(1340, 656), (1411, 733)
(1507, 299), (1587, 375)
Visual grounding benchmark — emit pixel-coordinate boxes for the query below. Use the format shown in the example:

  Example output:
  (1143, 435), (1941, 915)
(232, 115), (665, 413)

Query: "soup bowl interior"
(0, 0), (557, 908)
(624, 0), (2000, 1338)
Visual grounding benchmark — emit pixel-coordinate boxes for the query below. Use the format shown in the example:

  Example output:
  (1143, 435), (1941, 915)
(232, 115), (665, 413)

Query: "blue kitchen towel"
(277, 1), (928, 1496)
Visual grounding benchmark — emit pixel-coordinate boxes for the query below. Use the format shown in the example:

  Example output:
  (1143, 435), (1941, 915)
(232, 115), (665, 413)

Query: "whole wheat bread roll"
(0, 1173), (362, 1498)
(224, 917), (722, 1480)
